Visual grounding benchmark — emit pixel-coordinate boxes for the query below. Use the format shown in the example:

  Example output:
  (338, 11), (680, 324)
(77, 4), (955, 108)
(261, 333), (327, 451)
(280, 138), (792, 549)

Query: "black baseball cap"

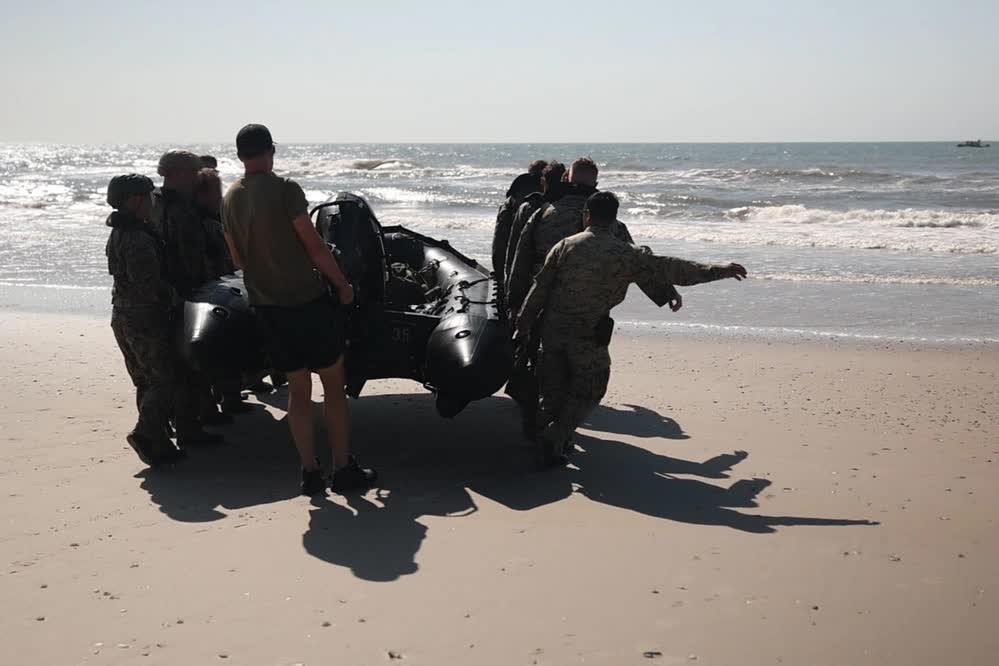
(236, 124), (275, 158)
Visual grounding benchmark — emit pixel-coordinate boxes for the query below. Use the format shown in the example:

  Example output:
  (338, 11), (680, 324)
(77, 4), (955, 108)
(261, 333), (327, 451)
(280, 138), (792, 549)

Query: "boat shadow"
(136, 392), (877, 582)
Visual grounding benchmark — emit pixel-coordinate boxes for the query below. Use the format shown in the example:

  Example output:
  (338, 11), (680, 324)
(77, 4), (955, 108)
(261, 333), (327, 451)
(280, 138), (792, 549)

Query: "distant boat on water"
(957, 139), (990, 148)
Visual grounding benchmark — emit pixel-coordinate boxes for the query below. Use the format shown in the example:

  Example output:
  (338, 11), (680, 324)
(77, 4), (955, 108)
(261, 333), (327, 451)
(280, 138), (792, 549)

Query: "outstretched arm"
(646, 252), (747, 287)
(614, 220), (682, 311)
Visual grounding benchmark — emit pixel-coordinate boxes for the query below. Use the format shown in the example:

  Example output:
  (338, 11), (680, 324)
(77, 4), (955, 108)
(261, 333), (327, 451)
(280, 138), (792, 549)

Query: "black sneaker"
(301, 465), (327, 497)
(330, 456), (378, 494)
(177, 430), (226, 448)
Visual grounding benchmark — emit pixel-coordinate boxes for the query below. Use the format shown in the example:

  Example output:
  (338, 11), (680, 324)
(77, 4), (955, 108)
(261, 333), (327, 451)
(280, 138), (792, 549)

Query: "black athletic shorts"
(254, 295), (345, 373)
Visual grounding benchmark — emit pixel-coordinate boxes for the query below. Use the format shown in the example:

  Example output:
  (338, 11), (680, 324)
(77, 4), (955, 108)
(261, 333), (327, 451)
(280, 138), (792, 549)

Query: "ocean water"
(1, 142), (997, 344)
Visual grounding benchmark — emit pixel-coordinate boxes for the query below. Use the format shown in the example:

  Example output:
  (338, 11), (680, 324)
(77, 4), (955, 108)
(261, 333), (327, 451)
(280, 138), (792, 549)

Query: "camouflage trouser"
(505, 335), (540, 433)
(536, 337), (611, 448)
(111, 310), (196, 439)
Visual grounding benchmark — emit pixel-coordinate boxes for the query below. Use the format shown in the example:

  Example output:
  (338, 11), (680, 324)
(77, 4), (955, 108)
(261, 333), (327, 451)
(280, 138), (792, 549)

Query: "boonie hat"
(236, 124), (275, 158)
(157, 149), (202, 176)
(107, 174), (155, 208)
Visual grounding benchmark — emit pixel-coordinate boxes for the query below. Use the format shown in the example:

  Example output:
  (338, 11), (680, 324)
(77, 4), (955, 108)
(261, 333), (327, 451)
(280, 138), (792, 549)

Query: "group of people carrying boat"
(493, 157), (747, 467)
(104, 124), (746, 495)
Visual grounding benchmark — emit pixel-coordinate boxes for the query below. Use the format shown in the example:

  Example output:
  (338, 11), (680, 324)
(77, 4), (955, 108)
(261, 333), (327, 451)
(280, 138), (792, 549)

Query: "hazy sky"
(2, 0), (997, 143)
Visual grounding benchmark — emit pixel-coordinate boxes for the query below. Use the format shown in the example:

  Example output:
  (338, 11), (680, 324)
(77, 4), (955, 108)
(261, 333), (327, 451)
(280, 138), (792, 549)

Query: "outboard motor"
(313, 192), (386, 305)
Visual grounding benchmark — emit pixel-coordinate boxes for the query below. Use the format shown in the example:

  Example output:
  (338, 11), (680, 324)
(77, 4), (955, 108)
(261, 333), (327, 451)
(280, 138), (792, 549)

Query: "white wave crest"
(350, 159), (415, 171)
(616, 320), (999, 345)
(752, 271), (999, 287)
(0, 281), (105, 291)
(725, 204), (999, 230)
(628, 204), (999, 254)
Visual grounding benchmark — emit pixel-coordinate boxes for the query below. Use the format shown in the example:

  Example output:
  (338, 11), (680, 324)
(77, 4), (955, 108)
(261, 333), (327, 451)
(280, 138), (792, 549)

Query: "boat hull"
(178, 193), (513, 417)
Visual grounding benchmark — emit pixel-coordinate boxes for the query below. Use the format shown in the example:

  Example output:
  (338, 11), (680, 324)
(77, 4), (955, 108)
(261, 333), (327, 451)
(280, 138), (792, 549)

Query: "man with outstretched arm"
(222, 124), (377, 496)
(515, 191), (747, 467)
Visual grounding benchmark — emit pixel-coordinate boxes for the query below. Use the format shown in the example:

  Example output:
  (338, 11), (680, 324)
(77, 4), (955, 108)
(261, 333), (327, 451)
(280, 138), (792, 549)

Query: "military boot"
(127, 432), (186, 468)
(535, 425), (569, 469)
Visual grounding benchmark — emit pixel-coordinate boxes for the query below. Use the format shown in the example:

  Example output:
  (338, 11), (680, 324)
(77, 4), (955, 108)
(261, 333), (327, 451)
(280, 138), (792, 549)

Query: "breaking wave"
(0, 281), (105, 291)
(628, 204), (999, 254)
(724, 204), (999, 230)
(616, 320), (999, 345)
(350, 159), (415, 170)
(751, 271), (999, 287)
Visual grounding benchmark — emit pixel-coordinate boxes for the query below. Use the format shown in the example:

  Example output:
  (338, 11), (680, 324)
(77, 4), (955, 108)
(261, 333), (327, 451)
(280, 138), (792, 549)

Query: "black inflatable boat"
(179, 193), (513, 417)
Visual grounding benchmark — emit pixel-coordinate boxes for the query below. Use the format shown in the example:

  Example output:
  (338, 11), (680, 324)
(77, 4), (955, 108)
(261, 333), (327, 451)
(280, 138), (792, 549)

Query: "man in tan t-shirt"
(222, 124), (377, 496)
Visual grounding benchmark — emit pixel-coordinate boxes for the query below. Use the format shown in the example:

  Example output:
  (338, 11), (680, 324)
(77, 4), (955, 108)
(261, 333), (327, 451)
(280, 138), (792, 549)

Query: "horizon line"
(1, 139), (994, 146)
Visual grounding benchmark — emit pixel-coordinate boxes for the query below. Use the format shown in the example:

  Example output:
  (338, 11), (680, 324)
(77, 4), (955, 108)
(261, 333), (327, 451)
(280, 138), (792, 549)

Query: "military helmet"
(106, 174), (155, 209)
(157, 149), (202, 176)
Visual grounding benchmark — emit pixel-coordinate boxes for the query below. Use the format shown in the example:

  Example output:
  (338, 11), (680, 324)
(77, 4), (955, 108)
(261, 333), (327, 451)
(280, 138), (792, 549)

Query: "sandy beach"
(1, 311), (997, 665)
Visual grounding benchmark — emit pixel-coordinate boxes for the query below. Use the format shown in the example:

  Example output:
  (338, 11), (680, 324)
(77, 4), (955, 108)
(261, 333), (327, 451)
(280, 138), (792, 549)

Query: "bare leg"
(316, 358), (350, 469)
(285, 370), (317, 469)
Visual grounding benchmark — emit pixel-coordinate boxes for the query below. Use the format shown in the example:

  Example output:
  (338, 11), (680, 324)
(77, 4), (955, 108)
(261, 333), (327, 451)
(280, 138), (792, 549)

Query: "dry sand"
(1, 311), (997, 665)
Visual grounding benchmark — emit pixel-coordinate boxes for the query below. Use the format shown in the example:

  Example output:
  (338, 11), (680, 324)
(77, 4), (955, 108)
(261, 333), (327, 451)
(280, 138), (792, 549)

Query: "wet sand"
(1, 312), (997, 665)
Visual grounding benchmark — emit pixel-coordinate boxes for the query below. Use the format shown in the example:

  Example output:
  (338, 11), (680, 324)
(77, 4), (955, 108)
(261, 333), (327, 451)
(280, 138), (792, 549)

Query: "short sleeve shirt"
(222, 171), (326, 306)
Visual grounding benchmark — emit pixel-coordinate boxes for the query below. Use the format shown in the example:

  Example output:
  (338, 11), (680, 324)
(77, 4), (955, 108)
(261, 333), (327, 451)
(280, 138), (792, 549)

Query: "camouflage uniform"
(517, 225), (736, 462)
(503, 191), (545, 285)
(106, 209), (187, 445)
(491, 194), (522, 295)
(154, 187), (227, 426)
(504, 185), (681, 437)
(153, 187), (213, 298)
(200, 209), (235, 279)
(506, 184), (671, 314)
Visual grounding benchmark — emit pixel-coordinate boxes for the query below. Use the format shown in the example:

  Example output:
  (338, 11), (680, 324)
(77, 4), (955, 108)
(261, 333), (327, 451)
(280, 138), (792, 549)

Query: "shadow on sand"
(138, 391), (877, 581)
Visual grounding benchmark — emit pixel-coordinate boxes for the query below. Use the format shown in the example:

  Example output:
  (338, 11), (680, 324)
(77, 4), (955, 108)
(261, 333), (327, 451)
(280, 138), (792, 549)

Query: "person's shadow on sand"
(302, 485), (476, 582)
(549, 435), (863, 534)
(134, 398), (301, 522)
(584, 403), (690, 440)
(137, 392), (877, 580)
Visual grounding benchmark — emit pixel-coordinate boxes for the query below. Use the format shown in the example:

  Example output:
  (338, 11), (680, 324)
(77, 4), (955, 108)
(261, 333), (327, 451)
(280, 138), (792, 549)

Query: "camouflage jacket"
(504, 191), (545, 283)
(152, 187), (212, 297)
(516, 225), (730, 344)
(105, 211), (179, 311)
(491, 195), (520, 282)
(199, 208), (236, 279)
(507, 185), (678, 313)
